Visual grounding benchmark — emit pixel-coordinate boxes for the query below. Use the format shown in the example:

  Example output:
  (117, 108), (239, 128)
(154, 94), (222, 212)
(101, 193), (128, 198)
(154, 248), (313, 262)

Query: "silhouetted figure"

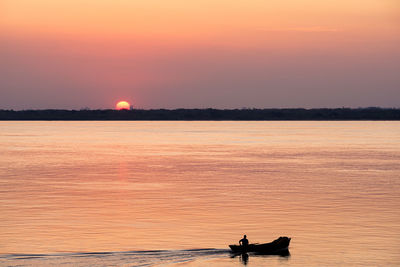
(239, 235), (249, 247)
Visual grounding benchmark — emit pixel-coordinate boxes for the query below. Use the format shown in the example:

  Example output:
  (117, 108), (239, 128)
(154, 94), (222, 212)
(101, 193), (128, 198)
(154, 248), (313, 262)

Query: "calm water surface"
(0, 121), (399, 266)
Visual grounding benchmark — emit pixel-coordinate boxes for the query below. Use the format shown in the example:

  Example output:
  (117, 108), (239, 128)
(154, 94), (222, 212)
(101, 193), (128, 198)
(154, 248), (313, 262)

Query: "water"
(0, 121), (399, 266)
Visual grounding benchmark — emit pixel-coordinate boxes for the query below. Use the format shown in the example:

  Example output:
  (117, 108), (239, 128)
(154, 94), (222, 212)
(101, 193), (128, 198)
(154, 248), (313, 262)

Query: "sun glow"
(116, 101), (130, 110)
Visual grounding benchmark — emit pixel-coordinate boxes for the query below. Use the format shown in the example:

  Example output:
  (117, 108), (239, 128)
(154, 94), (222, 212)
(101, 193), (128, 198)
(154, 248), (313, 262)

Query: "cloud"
(261, 26), (340, 33)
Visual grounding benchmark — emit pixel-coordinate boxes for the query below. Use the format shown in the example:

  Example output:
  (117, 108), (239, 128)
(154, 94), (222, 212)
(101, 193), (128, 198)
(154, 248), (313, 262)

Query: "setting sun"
(116, 101), (130, 110)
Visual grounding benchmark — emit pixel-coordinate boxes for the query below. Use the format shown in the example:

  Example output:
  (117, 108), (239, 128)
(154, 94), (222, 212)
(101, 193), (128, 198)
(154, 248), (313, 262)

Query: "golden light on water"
(0, 121), (399, 266)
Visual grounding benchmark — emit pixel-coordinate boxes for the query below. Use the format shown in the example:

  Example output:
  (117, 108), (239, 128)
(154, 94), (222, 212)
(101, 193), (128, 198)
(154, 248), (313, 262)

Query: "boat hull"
(229, 237), (291, 254)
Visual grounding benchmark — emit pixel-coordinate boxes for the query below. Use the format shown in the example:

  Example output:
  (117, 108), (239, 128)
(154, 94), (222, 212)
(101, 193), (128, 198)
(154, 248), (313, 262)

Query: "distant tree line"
(0, 108), (399, 120)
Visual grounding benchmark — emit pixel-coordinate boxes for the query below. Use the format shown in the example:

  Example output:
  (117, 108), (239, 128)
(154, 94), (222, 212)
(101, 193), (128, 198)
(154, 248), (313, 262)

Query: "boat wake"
(1, 245), (291, 266)
(0, 248), (233, 267)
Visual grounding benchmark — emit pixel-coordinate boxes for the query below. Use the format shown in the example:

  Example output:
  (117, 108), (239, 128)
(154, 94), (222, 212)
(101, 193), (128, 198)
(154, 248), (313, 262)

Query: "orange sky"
(0, 0), (399, 109)
(2, 0), (399, 41)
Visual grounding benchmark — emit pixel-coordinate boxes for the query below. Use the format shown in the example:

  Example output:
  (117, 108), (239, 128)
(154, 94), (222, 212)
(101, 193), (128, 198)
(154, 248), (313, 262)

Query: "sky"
(1, 0), (399, 109)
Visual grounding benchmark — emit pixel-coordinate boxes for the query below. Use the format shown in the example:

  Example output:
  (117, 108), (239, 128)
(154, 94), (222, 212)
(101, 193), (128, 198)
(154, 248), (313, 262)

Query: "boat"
(229, 236), (291, 254)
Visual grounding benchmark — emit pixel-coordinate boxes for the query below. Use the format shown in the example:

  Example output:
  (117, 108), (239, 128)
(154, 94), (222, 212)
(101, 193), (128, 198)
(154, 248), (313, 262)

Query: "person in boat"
(239, 235), (249, 247)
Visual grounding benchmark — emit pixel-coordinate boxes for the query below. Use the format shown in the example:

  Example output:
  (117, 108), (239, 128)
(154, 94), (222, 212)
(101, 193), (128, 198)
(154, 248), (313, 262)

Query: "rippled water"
(0, 121), (399, 266)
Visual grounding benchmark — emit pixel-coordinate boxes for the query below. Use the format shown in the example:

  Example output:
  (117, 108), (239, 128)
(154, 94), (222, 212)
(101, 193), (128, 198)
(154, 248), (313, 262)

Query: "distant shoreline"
(1, 108), (399, 120)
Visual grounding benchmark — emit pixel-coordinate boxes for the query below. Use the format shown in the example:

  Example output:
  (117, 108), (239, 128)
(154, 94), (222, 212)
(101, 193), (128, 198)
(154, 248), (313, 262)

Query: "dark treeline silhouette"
(0, 108), (400, 120)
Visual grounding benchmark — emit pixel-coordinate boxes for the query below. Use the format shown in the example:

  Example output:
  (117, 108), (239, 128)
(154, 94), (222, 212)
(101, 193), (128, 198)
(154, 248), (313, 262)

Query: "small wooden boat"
(229, 236), (291, 254)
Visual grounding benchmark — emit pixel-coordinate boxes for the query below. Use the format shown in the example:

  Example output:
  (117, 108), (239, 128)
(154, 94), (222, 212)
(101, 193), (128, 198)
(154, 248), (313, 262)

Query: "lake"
(0, 121), (399, 266)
